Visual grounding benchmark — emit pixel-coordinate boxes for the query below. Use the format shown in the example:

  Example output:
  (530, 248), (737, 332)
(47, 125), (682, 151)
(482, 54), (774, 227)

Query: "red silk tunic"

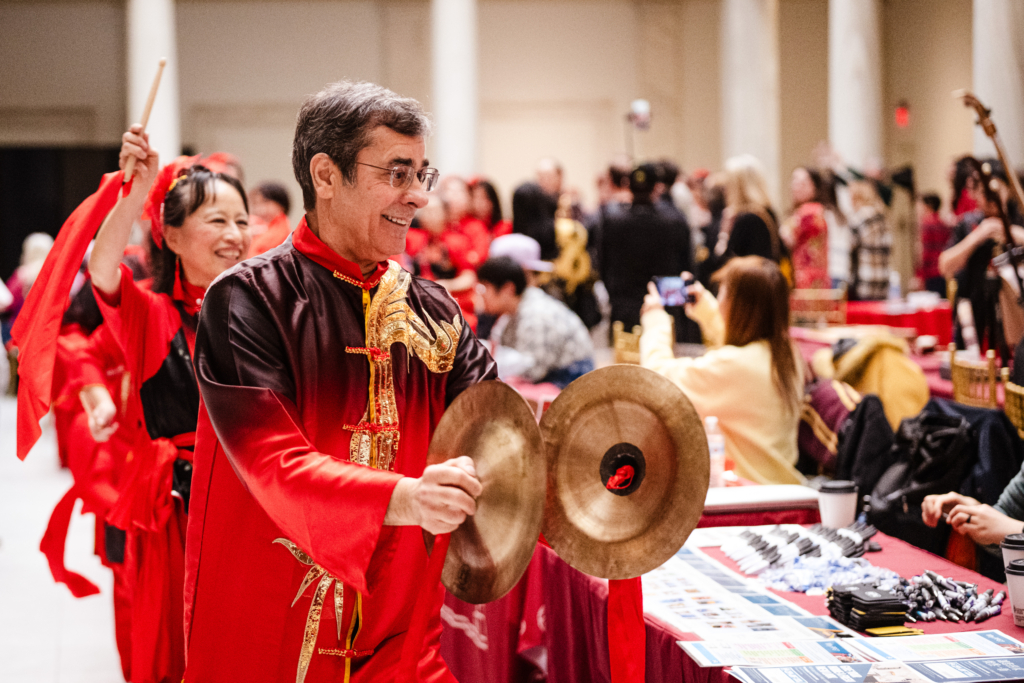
(184, 218), (496, 683)
(95, 266), (207, 683)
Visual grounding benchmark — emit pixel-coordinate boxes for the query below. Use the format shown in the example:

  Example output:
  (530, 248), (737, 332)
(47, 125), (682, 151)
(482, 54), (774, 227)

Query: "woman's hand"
(948, 502), (1023, 546)
(91, 124), (160, 295)
(79, 384), (119, 443)
(922, 492), (978, 527)
(641, 282), (664, 317)
(120, 124), (160, 198)
(683, 278), (708, 321)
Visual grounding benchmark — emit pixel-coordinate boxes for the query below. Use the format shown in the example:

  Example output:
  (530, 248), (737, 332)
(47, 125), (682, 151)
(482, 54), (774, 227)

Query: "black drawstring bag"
(868, 413), (973, 555)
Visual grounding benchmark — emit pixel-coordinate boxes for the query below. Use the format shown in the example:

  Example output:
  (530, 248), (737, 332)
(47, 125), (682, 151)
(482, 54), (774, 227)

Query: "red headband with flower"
(144, 155), (200, 248)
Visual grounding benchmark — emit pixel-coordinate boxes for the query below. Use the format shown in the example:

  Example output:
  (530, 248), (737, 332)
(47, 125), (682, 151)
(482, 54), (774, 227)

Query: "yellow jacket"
(820, 336), (929, 431)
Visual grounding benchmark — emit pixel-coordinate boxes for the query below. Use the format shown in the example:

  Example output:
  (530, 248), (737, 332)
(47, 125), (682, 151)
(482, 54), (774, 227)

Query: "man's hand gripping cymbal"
(384, 456), (483, 535)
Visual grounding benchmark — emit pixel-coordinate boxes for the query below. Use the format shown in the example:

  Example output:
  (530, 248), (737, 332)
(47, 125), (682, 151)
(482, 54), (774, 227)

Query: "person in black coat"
(601, 163), (693, 331)
(511, 181), (559, 260)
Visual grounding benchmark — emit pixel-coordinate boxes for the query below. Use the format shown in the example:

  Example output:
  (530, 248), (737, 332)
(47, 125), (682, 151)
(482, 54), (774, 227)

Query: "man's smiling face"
(328, 126), (429, 263)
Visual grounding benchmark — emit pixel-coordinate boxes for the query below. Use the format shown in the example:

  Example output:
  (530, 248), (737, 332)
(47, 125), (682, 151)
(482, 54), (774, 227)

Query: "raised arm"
(89, 125), (159, 296)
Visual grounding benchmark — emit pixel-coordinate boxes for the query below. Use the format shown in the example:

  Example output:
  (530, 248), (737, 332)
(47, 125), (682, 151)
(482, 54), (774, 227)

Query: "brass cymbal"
(539, 365), (709, 579)
(427, 380), (546, 604)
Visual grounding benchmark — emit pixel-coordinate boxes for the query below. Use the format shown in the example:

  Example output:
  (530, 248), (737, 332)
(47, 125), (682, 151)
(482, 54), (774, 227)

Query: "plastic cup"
(1005, 559), (1024, 627)
(1001, 533), (1024, 570)
(818, 480), (858, 529)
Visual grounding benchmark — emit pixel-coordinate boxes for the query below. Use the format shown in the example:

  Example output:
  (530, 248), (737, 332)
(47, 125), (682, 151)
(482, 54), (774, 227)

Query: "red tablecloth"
(440, 532), (1017, 683)
(846, 300), (953, 345)
(698, 507), (820, 528)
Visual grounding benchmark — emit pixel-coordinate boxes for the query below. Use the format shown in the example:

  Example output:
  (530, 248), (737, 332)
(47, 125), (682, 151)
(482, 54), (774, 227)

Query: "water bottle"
(887, 270), (901, 301)
(704, 416), (725, 488)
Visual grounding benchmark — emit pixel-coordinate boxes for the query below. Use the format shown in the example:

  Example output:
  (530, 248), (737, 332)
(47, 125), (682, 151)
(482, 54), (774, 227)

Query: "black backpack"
(868, 413), (973, 555)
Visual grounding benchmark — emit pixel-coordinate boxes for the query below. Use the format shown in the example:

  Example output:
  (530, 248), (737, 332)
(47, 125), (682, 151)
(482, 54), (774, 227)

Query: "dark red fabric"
(696, 507), (821, 528)
(404, 227), (479, 330)
(917, 214), (951, 281)
(13, 171), (125, 460)
(40, 486), (101, 597)
(292, 216), (389, 285)
(184, 243), (496, 682)
(401, 534), (452, 683)
(608, 577), (645, 683)
(94, 262), (193, 378)
(172, 264), (207, 317)
(249, 213), (292, 257)
(92, 261), (199, 683)
(452, 216), (490, 269)
(845, 300), (953, 346)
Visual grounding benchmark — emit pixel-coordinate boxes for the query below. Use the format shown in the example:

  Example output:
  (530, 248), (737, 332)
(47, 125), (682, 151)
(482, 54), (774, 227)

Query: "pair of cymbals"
(426, 365), (710, 604)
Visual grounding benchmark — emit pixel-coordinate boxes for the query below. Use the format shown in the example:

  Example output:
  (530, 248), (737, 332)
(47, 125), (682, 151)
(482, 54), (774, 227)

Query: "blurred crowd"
(7, 142), (1024, 488)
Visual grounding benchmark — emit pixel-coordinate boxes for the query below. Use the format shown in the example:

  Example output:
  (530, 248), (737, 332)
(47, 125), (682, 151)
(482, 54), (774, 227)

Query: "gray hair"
(292, 81), (433, 211)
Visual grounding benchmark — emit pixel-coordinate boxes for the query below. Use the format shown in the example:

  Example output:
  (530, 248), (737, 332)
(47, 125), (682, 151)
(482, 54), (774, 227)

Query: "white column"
(720, 0), (781, 204)
(972, 0), (1024, 161)
(828, 0), (883, 172)
(431, 0), (478, 175)
(127, 0), (181, 160)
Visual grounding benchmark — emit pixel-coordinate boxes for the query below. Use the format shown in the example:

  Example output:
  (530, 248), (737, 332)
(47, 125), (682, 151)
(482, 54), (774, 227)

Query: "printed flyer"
(848, 631), (1024, 662)
(681, 639), (870, 667)
(647, 547), (855, 643)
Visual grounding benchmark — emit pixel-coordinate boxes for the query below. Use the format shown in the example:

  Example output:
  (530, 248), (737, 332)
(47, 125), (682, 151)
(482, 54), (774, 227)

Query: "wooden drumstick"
(123, 58), (167, 181)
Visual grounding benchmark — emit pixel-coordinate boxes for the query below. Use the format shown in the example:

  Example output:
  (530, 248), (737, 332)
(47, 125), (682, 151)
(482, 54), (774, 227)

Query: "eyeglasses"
(357, 162), (440, 192)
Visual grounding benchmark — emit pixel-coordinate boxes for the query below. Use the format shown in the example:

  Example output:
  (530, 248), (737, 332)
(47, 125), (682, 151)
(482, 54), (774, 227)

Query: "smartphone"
(653, 276), (695, 307)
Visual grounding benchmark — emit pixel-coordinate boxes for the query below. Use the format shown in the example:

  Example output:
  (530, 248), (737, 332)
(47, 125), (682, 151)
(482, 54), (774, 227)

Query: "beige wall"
(882, 0), (974, 206)
(477, 0), (639, 209)
(0, 1), (125, 145)
(177, 1), (387, 221)
(778, 0), (828, 211)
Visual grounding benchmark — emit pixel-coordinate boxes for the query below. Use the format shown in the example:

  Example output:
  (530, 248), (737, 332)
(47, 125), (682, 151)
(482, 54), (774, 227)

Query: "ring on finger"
(967, 514), (972, 524)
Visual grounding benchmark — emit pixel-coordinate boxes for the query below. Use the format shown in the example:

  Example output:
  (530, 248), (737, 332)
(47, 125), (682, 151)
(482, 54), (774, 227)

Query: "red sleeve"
(405, 228), (429, 258)
(53, 329), (98, 403)
(93, 262), (179, 384)
(194, 273), (402, 594)
(457, 218), (490, 269)
(443, 232), (476, 274)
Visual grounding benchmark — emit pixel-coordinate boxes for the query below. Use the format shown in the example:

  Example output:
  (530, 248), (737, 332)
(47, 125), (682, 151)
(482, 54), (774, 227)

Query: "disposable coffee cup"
(1005, 559), (1024, 627)
(818, 480), (858, 529)
(1001, 534), (1024, 570)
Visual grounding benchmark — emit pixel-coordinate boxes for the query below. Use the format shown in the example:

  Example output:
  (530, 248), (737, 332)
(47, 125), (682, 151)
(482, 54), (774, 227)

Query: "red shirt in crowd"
(917, 211), (950, 282)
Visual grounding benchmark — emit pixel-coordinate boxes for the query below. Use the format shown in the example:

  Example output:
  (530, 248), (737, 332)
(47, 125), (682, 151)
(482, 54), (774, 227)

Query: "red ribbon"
(39, 485), (101, 598)
(13, 172), (126, 461)
(606, 465), (635, 491)
(608, 577), (646, 683)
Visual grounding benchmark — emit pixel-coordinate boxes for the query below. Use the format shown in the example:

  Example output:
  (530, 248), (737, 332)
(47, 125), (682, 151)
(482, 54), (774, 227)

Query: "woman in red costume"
(783, 166), (830, 289)
(88, 124), (252, 683)
(439, 175), (490, 267)
(406, 196), (480, 330)
(46, 271), (148, 680)
(469, 178), (512, 237)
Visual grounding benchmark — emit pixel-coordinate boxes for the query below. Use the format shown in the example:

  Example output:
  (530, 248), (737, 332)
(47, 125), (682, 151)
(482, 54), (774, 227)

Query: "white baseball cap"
(489, 233), (554, 273)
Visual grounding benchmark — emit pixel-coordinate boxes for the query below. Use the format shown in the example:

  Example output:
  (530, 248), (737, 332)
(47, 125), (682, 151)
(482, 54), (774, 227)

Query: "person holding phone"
(640, 256), (804, 485)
